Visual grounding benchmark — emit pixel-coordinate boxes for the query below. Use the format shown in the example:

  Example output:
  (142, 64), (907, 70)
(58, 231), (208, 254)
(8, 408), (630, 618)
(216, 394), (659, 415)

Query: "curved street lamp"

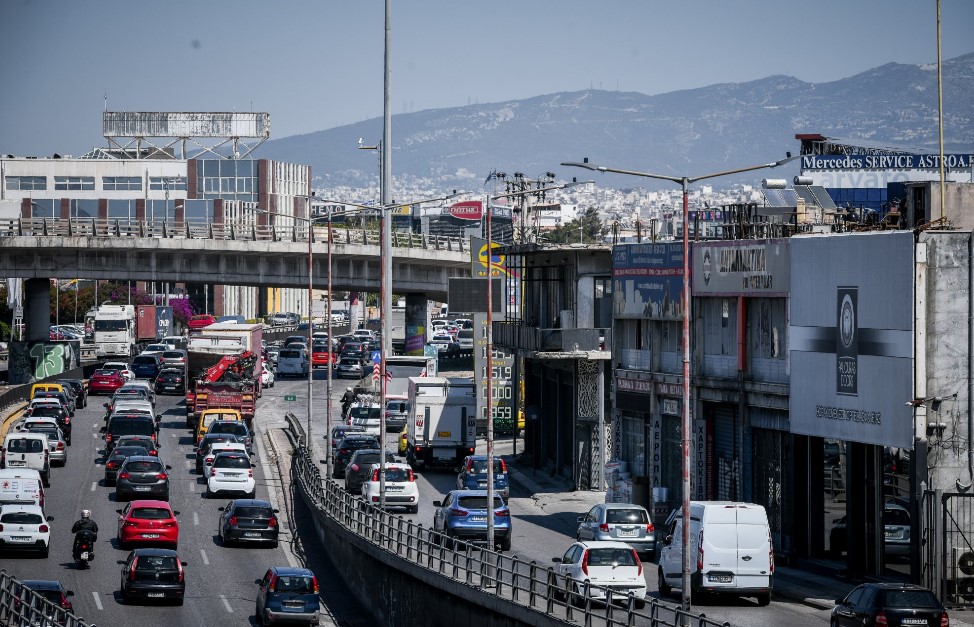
(562, 155), (795, 613)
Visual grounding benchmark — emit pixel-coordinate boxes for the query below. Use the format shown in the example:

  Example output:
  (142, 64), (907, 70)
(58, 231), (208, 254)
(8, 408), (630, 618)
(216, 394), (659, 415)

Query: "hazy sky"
(2, 0), (972, 157)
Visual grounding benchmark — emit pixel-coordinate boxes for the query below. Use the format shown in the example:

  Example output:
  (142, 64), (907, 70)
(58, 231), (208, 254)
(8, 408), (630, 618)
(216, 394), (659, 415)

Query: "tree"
(541, 207), (606, 244)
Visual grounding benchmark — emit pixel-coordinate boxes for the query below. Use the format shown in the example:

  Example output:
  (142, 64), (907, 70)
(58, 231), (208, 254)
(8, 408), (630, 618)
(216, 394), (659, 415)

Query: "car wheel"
(205, 486), (213, 498)
(174, 597), (184, 606)
(830, 619), (839, 627)
(247, 489), (256, 499)
(271, 539), (279, 549)
(408, 505), (419, 514)
(658, 568), (672, 597)
(757, 592), (771, 606)
(40, 546), (49, 558)
(255, 605), (263, 625)
(500, 536), (512, 552)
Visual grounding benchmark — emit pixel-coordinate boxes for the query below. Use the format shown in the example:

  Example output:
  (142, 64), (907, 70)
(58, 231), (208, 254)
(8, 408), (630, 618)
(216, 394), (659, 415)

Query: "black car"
(104, 445), (150, 485)
(832, 583), (948, 627)
(333, 434), (381, 478)
(218, 498), (280, 547)
(328, 425), (366, 454)
(154, 368), (186, 395)
(115, 456), (172, 501)
(27, 404), (71, 444)
(58, 379), (88, 409)
(119, 548), (187, 605)
(105, 416), (157, 455)
(131, 354), (162, 380)
(19, 580), (75, 616)
(113, 435), (159, 458)
(195, 433), (245, 473)
(344, 449), (398, 495)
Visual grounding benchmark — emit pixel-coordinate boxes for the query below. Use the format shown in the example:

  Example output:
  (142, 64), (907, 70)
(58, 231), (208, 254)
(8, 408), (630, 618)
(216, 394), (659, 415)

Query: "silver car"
(25, 424), (67, 467)
(576, 503), (656, 557)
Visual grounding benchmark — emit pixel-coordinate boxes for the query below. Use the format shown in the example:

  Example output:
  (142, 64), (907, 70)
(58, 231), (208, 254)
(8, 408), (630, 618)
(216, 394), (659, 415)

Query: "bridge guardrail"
(0, 218), (467, 253)
(283, 413), (732, 627)
(0, 569), (95, 627)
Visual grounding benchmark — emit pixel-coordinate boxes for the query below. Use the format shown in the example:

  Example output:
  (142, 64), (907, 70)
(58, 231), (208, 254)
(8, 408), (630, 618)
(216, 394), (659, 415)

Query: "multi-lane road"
(5, 363), (831, 627)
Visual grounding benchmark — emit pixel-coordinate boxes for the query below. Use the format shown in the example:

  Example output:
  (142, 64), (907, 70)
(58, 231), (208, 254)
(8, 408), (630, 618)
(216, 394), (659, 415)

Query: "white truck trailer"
(405, 377), (476, 470)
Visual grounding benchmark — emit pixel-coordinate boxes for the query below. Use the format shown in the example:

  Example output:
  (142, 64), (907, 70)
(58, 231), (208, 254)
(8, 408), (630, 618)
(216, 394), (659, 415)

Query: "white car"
(206, 451), (256, 498)
(203, 442), (248, 479)
(260, 364), (275, 388)
(362, 462), (419, 513)
(141, 343), (175, 355)
(552, 541), (647, 608)
(103, 362), (136, 380)
(0, 503), (53, 557)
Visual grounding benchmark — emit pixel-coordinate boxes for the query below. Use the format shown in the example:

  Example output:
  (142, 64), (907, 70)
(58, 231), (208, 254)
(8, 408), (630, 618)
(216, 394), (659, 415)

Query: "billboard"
(789, 231), (914, 448)
(800, 153), (974, 188)
(448, 201), (483, 221)
(692, 239), (790, 295)
(612, 242), (684, 320)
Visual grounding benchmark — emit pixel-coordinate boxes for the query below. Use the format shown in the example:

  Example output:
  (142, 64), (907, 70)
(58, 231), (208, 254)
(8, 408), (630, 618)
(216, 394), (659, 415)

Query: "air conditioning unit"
(950, 547), (974, 579)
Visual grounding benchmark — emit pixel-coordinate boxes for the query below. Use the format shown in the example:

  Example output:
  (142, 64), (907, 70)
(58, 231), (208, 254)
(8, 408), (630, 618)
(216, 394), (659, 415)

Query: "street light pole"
(562, 155), (794, 615)
(307, 194), (314, 444)
(380, 0), (394, 510)
(325, 204), (334, 477)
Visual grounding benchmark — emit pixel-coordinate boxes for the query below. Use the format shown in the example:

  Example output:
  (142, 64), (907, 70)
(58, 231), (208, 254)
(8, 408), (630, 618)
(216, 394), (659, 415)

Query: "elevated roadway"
(0, 218), (471, 301)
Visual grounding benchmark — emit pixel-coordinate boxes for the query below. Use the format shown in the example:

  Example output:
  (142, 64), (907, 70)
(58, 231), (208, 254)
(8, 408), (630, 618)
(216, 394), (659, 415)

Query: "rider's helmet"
(81, 509), (92, 519)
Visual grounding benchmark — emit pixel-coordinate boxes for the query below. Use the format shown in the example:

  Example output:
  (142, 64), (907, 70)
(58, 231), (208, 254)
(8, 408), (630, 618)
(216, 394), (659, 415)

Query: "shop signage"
(656, 382), (683, 398)
(616, 376), (651, 394)
(693, 240), (790, 295)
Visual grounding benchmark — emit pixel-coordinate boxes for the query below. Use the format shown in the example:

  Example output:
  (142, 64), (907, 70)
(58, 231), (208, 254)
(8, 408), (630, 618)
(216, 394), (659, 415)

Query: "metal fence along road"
(284, 413), (734, 627)
(0, 217), (468, 252)
(0, 570), (96, 627)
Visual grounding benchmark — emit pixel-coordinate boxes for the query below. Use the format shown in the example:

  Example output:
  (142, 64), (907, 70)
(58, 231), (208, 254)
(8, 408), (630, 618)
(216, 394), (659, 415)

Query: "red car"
(311, 344), (336, 369)
(188, 314), (216, 330)
(117, 500), (180, 549)
(89, 369), (126, 395)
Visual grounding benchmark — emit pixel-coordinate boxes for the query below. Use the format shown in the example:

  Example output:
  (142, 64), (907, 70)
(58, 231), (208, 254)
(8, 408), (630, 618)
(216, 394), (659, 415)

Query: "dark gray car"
(344, 449), (397, 495)
(115, 456), (172, 501)
(104, 445), (150, 485)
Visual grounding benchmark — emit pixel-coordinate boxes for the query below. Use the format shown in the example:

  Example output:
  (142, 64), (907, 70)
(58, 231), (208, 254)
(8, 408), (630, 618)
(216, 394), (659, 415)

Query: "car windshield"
(386, 401), (406, 413)
(131, 507), (171, 520)
(586, 548), (637, 567)
(124, 461), (162, 473)
(606, 508), (649, 524)
(95, 319), (127, 331)
(214, 455), (249, 468)
(882, 589), (940, 608)
(136, 555), (177, 571)
(468, 459), (505, 474)
(456, 496), (505, 510)
(1, 511), (43, 524)
(30, 407), (61, 417)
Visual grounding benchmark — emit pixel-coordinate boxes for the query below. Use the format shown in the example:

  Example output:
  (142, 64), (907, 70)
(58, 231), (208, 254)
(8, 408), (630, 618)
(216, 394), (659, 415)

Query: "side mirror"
(664, 535), (673, 545)
(65, 590), (75, 597)
(165, 465), (173, 470)
(251, 463), (256, 468)
(433, 500), (442, 507)
(46, 515), (54, 522)
(100, 427), (107, 433)
(181, 561), (188, 567)
(116, 509), (124, 514)
(117, 560), (127, 565)
(173, 510), (181, 516)
(552, 557), (563, 563)
(104, 403), (109, 409)
(576, 516), (585, 522)
(254, 579), (262, 586)
(273, 508), (280, 514)
(156, 414), (162, 423)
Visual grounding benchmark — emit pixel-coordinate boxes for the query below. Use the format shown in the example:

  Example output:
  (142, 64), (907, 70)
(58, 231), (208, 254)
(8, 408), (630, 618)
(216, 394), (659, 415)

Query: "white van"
(658, 501), (772, 605)
(1, 433), (50, 486)
(0, 469), (46, 507)
(276, 347), (309, 378)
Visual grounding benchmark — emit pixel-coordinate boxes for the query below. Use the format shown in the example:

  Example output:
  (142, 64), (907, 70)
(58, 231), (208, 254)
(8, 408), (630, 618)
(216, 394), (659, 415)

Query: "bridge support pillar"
(349, 291), (361, 330)
(24, 278), (50, 343)
(404, 293), (428, 356)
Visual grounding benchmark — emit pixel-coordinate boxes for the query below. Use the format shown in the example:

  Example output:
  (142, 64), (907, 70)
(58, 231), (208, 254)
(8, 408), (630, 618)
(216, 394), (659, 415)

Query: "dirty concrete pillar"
(404, 293), (428, 356)
(24, 278), (51, 343)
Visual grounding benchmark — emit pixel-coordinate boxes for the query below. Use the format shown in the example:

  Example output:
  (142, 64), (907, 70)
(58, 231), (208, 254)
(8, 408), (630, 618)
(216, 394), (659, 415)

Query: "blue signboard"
(801, 154), (974, 171)
(371, 350), (381, 364)
(612, 242), (685, 320)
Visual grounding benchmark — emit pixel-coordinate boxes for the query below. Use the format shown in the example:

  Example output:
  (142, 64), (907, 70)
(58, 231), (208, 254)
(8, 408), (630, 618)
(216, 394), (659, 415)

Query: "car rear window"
(133, 356), (157, 365)
(342, 438), (379, 449)
(279, 350), (302, 359)
(131, 507), (171, 520)
(386, 401), (406, 413)
(378, 467), (411, 482)
(110, 420), (155, 437)
(124, 461), (162, 473)
(6, 438), (45, 453)
(586, 548), (637, 566)
(272, 576), (315, 594)
(883, 509), (910, 526)
(162, 351), (184, 359)
(235, 507), (272, 518)
(1, 511), (43, 524)
(94, 369), (119, 377)
(881, 589), (940, 608)
(606, 508), (649, 524)
(468, 459), (505, 474)
(136, 555), (177, 571)
(214, 455), (250, 468)
(113, 446), (149, 458)
(456, 496), (505, 510)
(209, 423), (247, 436)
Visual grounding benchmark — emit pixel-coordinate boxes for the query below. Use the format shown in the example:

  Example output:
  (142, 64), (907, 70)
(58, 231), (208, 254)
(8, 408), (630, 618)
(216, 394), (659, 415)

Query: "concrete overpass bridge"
(0, 217), (471, 300)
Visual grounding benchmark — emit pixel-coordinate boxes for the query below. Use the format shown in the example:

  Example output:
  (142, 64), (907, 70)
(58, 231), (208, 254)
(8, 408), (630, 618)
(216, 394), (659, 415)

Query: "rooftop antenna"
(104, 94), (108, 112)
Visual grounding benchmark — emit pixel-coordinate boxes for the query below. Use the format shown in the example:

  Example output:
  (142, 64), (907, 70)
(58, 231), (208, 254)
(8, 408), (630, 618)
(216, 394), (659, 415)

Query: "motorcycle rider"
(71, 509), (98, 560)
(341, 387), (355, 415)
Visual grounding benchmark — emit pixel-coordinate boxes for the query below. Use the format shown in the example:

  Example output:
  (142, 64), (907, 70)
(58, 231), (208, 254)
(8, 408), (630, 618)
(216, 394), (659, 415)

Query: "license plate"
(387, 486), (403, 492)
(8, 461), (25, 467)
(142, 533), (160, 539)
(80, 551), (90, 560)
(224, 472), (241, 477)
(134, 486), (152, 491)
(283, 601), (304, 609)
(708, 574), (733, 583)
(617, 529), (638, 537)
(901, 620), (927, 626)
(437, 431), (451, 437)
(11, 536), (32, 542)
(244, 531), (261, 537)
(469, 516), (486, 522)
(147, 592), (164, 598)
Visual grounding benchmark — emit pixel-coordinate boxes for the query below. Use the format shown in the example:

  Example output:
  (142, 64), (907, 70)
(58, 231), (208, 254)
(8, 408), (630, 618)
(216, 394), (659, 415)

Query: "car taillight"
(118, 472), (131, 480)
(56, 442), (65, 451)
(228, 516), (238, 526)
(157, 473), (168, 480)
(697, 530), (705, 571)
(408, 470), (416, 482)
(581, 550), (589, 575)
(450, 508), (468, 516)
(647, 523), (655, 532)
(599, 523), (609, 532)
(39, 524), (49, 533)
(130, 557), (138, 580)
(177, 559), (184, 583)
(340, 449), (348, 455)
(632, 549), (643, 575)
(248, 468), (253, 478)
(371, 470), (380, 481)
(107, 461), (117, 469)
(150, 450), (158, 456)
(466, 447), (475, 454)
(372, 496), (380, 502)
(312, 577), (319, 594)
(499, 459), (508, 472)
(351, 463), (359, 472)
(268, 516), (277, 527)
(106, 434), (113, 443)
(941, 610), (950, 626)
(875, 610), (888, 626)
(495, 509), (510, 517)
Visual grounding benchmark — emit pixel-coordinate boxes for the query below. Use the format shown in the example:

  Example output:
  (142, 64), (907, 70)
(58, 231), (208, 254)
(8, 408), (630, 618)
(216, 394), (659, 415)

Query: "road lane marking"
(90, 481), (97, 492)
(193, 512), (199, 526)
(92, 591), (103, 610)
(220, 594), (233, 612)
(200, 549), (209, 565)
(256, 430), (300, 568)
(92, 422), (99, 428)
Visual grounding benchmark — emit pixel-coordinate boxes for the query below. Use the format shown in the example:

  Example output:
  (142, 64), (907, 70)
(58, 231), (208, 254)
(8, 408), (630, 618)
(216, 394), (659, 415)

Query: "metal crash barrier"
(0, 570), (95, 627)
(284, 413), (733, 627)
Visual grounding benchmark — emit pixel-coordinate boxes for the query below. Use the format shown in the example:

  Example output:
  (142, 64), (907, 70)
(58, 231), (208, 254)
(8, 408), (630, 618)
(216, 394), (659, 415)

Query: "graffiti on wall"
(8, 341), (80, 384)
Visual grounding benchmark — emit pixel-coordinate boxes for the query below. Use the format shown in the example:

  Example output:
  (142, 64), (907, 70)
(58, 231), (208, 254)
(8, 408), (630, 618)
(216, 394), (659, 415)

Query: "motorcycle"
(73, 531), (96, 569)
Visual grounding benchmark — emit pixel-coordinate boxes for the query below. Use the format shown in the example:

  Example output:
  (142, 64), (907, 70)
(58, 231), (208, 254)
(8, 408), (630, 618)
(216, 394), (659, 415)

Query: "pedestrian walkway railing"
(0, 217), (467, 252)
(0, 570), (95, 627)
(284, 413), (733, 627)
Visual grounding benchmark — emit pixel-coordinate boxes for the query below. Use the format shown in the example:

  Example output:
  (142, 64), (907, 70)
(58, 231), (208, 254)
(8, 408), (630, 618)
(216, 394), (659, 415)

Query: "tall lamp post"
(562, 155), (794, 614)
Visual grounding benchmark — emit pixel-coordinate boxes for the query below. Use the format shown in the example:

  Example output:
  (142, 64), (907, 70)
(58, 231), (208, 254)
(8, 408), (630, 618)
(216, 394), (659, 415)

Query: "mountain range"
(256, 53), (974, 190)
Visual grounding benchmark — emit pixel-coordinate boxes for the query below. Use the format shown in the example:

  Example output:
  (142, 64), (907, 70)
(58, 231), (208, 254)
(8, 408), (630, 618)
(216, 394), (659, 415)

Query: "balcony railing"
(493, 321), (610, 354)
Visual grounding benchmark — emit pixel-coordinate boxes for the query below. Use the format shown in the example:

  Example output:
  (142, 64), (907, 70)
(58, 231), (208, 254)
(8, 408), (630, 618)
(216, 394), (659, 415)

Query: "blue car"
(131, 354), (161, 380)
(455, 455), (510, 500)
(255, 566), (320, 626)
(432, 489), (512, 551)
